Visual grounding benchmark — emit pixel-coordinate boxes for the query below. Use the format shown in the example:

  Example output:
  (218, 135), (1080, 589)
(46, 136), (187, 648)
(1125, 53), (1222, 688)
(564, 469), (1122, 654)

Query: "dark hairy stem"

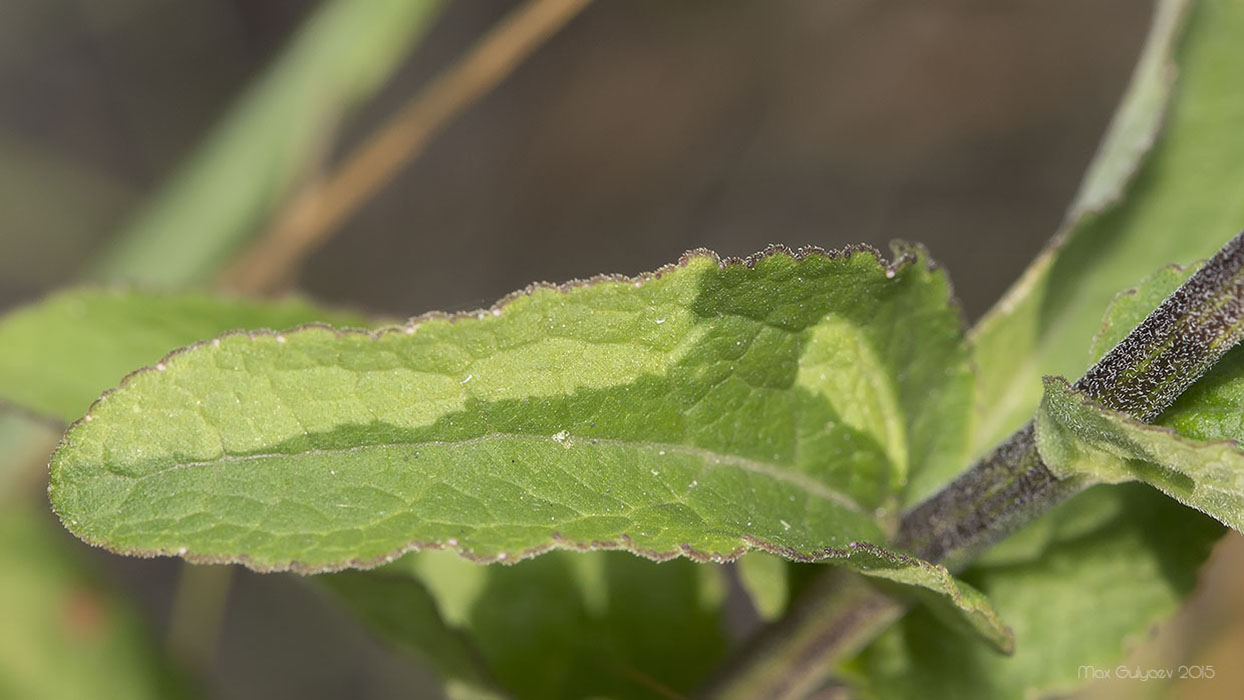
(701, 230), (1244, 699)
(1075, 230), (1244, 421)
(895, 422), (1075, 570)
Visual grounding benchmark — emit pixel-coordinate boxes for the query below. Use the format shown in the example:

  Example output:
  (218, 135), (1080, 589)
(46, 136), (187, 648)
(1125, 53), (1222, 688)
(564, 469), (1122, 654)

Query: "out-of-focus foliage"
(0, 499), (189, 699)
(92, 0), (446, 287)
(0, 288), (374, 422)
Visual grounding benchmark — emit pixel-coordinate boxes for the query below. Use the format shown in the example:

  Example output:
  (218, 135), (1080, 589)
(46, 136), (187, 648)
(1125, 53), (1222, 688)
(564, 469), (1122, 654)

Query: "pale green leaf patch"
(736, 553), (789, 620)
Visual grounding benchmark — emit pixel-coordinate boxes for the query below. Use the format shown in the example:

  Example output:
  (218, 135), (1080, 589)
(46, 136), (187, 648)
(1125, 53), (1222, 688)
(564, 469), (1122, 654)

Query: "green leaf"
(0, 499), (191, 700)
(333, 551), (729, 700)
(858, 558), (1014, 656)
(0, 288), (374, 423)
(51, 248), (967, 567)
(738, 542), (1016, 654)
(48, 247), (1012, 643)
(1063, 0), (1193, 223)
(1039, 377), (1244, 531)
(318, 568), (505, 700)
(91, 0), (446, 286)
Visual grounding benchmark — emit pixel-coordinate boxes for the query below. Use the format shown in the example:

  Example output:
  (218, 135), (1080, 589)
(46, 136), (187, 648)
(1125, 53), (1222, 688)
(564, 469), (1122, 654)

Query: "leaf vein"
(98, 432), (867, 513)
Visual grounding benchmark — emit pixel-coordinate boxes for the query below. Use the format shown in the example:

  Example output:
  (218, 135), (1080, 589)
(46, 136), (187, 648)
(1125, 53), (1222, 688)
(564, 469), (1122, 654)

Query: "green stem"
(701, 569), (904, 700)
(704, 230), (1244, 699)
(166, 565), (235, 675)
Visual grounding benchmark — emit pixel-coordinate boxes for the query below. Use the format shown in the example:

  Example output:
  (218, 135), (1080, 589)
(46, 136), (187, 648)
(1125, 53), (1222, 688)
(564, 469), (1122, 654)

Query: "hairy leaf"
(745, 543), (1018, 653)
(47, 247), (1014, 642)
(1039, 378), (1244, 531)
(0, 289), (373, 423)
(51, 248), (967, 567)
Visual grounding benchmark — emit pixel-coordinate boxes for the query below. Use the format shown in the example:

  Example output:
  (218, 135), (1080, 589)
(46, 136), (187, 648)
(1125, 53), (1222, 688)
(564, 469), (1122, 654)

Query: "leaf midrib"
(80, 431), (868, 514)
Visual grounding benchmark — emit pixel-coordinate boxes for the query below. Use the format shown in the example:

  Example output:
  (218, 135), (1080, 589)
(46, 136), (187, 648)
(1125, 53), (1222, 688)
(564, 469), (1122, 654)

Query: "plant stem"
(1074, 230), (1244, 422)
(166, 564), (234, 675)
(700, 569), (904, 700)
(91, 0), (448, 287)
(703, 229), (1244, 699)
(895, 423), (1078, 569)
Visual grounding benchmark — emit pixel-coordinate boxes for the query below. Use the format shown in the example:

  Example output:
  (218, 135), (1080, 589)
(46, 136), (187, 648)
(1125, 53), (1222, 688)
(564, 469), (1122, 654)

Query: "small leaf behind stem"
(1039, 247), (1244, 533)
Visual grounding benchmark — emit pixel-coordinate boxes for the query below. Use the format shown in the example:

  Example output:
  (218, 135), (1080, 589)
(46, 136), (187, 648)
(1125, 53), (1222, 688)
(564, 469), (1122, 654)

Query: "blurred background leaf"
(331, 550), (728, 700)
(0, 289), (378, 421)
(91, 0), (447, 286)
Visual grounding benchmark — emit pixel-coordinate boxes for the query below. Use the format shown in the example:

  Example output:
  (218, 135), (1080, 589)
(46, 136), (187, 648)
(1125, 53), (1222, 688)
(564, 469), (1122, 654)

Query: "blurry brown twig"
(220, 0), (594, 293)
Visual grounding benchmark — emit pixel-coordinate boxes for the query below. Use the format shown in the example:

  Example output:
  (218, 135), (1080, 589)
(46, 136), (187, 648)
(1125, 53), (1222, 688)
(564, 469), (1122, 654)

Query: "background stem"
(220, 0), (594, 294)
(701, 569), (904, 700)
(166, 564), (235, 675)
